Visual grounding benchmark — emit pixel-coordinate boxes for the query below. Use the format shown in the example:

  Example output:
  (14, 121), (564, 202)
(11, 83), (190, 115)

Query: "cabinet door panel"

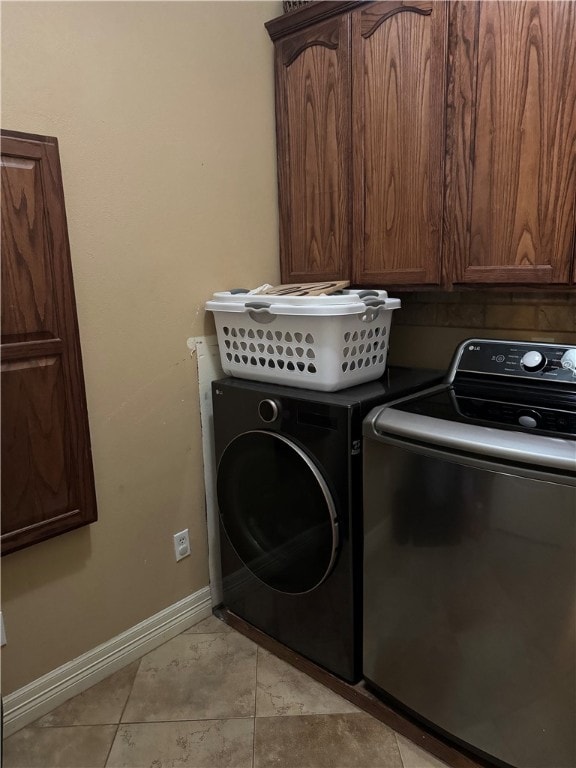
(276, 15), (351, 282)
(1, 131), (97, 555)
(449, 1), (576, 284)
(352, 1), (448, 286)
(1, 154), (59, 341)
(1, 355), (79, 537)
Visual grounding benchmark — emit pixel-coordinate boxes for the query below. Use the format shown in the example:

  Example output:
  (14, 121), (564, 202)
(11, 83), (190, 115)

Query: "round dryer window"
(216, 430), (339, 594)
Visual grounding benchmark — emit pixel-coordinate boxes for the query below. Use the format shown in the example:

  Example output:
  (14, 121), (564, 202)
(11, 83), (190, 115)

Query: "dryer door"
(216, 430), (339, 594)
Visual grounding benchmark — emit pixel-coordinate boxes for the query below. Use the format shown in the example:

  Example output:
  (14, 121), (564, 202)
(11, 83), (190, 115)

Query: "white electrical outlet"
(173, 529), (191, 561)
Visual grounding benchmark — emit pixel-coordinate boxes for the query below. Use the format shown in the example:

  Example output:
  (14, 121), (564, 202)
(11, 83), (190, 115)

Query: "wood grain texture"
(1, 130), (97, 555)
(276, 15), (351, 283)
(1, 151), (59, 342)
(447, 1), (576, 285)
(281, 21), (341, 66)
(443, 1), (477, 288)
(352, 1), (448, 286)
(1, 356), (78, 535)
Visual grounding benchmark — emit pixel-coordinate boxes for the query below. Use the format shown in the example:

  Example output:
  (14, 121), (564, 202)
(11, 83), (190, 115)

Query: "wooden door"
(447, 1), (576, 285)
(352, 1), (448, 286)
(274, 14), (351, 283)
(1, 130), (97, 555)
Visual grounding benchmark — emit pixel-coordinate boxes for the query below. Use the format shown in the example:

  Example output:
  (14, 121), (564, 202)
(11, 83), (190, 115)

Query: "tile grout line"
(103, 657), (143, 768)
(394, 732), (406, 768)
(252, 645), (259, 768)
(109, 714), (260, 725)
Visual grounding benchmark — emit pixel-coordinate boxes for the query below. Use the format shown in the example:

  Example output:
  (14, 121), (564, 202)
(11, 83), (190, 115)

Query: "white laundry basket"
(205, 289), (401, 391)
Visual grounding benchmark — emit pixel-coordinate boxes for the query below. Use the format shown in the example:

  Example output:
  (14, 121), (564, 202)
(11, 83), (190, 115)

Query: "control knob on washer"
(520, 350), (546, 372)
(518, 410), (541, 429)
(258, 399), (280, 423)
(560, 348), (576, 374)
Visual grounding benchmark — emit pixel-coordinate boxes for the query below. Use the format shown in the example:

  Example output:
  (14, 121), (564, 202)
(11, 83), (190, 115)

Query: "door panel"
(1, 355), (78, 534)
(1, 154), (59, 341)
(448, 1), (576, 285)
(352, 1), (448, 286)
(1, 131), (97, 555)
(276, 15), (351, 283)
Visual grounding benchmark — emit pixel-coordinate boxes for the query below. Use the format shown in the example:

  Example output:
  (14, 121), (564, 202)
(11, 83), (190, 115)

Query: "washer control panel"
(454, 394), (576, 435)
(455, 340), (576, 383)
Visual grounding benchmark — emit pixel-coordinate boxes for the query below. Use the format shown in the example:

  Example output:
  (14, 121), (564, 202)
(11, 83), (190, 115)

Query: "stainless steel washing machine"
(212, 367), (441, 682)
(363, 339), (576, 767)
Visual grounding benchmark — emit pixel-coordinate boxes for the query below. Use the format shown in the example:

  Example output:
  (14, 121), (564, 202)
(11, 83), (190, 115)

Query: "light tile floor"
(3, 615), (450, 768)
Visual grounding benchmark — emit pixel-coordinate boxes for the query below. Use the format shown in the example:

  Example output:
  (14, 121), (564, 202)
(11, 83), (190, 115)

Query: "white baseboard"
(3, 586), (212, 737)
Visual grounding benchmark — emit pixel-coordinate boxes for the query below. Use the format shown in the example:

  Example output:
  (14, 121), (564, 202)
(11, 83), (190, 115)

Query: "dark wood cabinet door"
(1, 130), (97, 555)
(274, 14), (351, 283)
(352, 1), (448, 286)
(447, 1), (576, 285)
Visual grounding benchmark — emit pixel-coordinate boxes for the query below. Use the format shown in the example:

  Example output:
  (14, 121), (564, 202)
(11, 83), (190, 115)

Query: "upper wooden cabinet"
(445, 0), (576, 286)
(352, 1), (447, 286)
(1, 130), (97, 555)
(267, 1), (576, 288)
(274, 13), (351, 283)
(269, 0), (447, 286)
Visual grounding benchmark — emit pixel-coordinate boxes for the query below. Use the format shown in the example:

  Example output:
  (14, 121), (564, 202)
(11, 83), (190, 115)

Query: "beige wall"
(1, 0), (281, 694)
